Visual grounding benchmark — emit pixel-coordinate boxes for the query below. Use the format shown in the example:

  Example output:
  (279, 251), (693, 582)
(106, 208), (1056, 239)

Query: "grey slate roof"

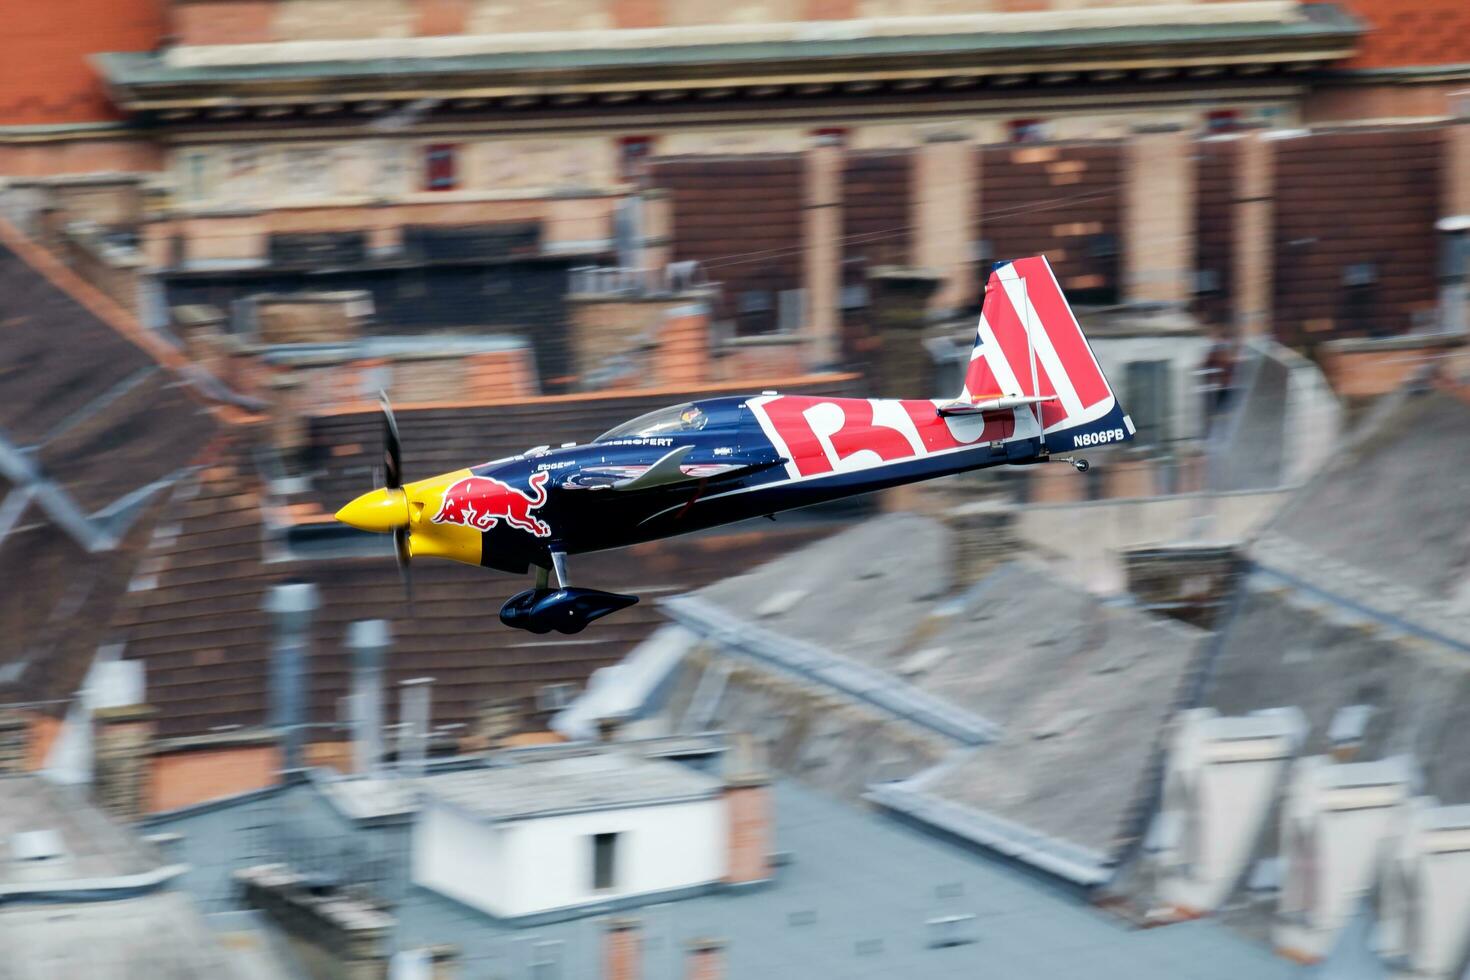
(147, 773), (1305, 980)
(660, 513), (1207, 882)
(1261, 389), (1470, 618)
(1165, 387), (1470, 943)
(0, 891), (246, 980)
(1208, 389), (1470, 805)
(0, 775), (171, 894)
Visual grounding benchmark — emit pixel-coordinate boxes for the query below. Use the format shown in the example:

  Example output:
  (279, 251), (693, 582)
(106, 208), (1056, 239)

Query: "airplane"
(335, 255), (1135, 634)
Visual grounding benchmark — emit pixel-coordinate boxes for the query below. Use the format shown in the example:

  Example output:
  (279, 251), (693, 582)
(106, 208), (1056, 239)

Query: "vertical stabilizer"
(960, 255), (1134, 447)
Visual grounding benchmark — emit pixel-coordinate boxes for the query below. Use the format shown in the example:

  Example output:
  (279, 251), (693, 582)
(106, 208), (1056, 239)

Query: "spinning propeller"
(379, 393), (413, 606)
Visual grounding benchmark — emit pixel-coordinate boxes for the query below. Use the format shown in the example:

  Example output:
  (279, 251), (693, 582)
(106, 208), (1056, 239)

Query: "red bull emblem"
(432, 471), (552, 538)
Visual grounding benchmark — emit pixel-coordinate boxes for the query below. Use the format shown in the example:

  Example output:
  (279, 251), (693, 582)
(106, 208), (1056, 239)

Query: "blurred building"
(141, 733), (1303, 979)
(0, 217), (854, 813)
(0, 772), (307, 978)
(565, 360), (1470, 974)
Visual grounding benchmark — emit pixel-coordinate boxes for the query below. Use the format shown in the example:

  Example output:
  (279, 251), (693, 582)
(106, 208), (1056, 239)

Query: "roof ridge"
(0, 218), (254, 427)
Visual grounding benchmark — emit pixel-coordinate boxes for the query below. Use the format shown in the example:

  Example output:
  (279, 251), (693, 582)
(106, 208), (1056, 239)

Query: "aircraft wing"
(560, 446), (783, 492)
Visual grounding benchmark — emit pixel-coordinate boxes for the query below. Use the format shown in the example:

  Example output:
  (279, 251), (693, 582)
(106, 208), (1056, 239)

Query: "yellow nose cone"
(335, 487), (409, 533)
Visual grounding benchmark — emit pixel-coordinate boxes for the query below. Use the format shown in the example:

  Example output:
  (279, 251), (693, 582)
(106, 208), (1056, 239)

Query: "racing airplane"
(336, 255), (1134, 633)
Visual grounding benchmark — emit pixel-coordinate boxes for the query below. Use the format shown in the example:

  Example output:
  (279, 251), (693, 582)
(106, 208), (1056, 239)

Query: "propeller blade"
(380, 391), (403, 489)
(394, 526), (413, 611)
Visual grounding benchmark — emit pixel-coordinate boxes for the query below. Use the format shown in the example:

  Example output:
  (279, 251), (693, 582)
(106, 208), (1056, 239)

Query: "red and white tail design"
(960, 255), (1123, 437)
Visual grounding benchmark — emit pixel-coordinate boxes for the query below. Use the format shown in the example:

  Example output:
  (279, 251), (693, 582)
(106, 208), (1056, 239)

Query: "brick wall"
(3, 0), (163, 125)
(1272, 127), (1443, 346)
(1335, 0), (1470, 70)
(979, 141), (1123, 302)
(652, 155), (804, 334)
(149, 742), (281, 812)
(842, 150), (912, 270)
(1194, 137), (1239, 329)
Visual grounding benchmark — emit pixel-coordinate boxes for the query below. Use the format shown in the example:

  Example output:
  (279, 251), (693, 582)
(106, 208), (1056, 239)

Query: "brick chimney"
(236, 864), (393, 978)
(685, 938), (727, 980)
(723, 734), (773, 887)
(0, 709), (29, 774)
(1122, 543), (1241, 629)
(604, 917), (642, 980)
(92, 704), (156, 821)
(266, 374), (309, 475)
(939, 500), (1020, 587)
(866, 268), (942, 398)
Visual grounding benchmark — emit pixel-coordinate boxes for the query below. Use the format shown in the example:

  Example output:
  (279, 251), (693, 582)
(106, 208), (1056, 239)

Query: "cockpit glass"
(595, 403), (708, 442)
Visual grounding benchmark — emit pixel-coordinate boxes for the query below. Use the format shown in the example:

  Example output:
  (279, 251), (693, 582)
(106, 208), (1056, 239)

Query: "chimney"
(685, 938), (726, 980)
(723, 734), (773, 886)
(866, 267), (943, 398)
(265, 582), (319, 772)
(398, 677), (433, 777)
(347, 620), (390, 778)
(638, 187), (672, 272)
(1327, 705), (1373, 763)
(939, 500), (1019, 587)
(92, 704), (157, 821)
(604, 917), (641, 980)
(266, 374), (309, 477)
(1122, 543), (1242, 630)
(0, 709), (28, 774)
(236, 864), (393, 977)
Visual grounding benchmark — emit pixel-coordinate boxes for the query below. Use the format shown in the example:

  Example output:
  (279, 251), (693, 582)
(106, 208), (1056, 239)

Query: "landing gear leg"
(1053, 455), (1090, 473)
(551, 551), (570, 588)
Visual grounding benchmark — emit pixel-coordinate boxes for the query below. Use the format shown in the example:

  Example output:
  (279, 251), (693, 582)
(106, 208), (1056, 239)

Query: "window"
(1125, 360), (1172, 449)
(536, 683), (577, 711)
(618, 136), (654, 181)
(1205, 109), (1242, 133)
(811, 127), (849, 147)
(423, 144), (458, 191)
(591, 832), (619, 891)
(180, 151), (210, 203)
(1008, 118), (1048, 143)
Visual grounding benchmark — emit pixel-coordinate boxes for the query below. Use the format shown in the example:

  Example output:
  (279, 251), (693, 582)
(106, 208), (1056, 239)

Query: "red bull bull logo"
(431, 471), (552, 538)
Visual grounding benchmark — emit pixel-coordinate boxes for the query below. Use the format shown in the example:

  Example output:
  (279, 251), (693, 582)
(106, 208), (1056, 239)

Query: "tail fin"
(960, 255), (1134, 448)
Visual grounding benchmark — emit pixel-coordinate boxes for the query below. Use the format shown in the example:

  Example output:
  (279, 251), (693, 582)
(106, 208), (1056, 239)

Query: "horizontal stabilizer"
(937, 394), (1058, 417)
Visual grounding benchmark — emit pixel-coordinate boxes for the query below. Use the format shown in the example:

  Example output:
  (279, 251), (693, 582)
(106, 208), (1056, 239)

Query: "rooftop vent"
(927, 913), (979, 948)
(10, 829), (65, 862)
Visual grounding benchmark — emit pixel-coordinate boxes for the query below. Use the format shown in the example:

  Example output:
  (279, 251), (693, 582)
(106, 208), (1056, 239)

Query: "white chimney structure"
(398, 677), (433, 777)
(347, 620), (390, 779)
(1375, 799), (1470, 979)
(1275, 755), (1416, 963)
(1153, 708), (1305, 917)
